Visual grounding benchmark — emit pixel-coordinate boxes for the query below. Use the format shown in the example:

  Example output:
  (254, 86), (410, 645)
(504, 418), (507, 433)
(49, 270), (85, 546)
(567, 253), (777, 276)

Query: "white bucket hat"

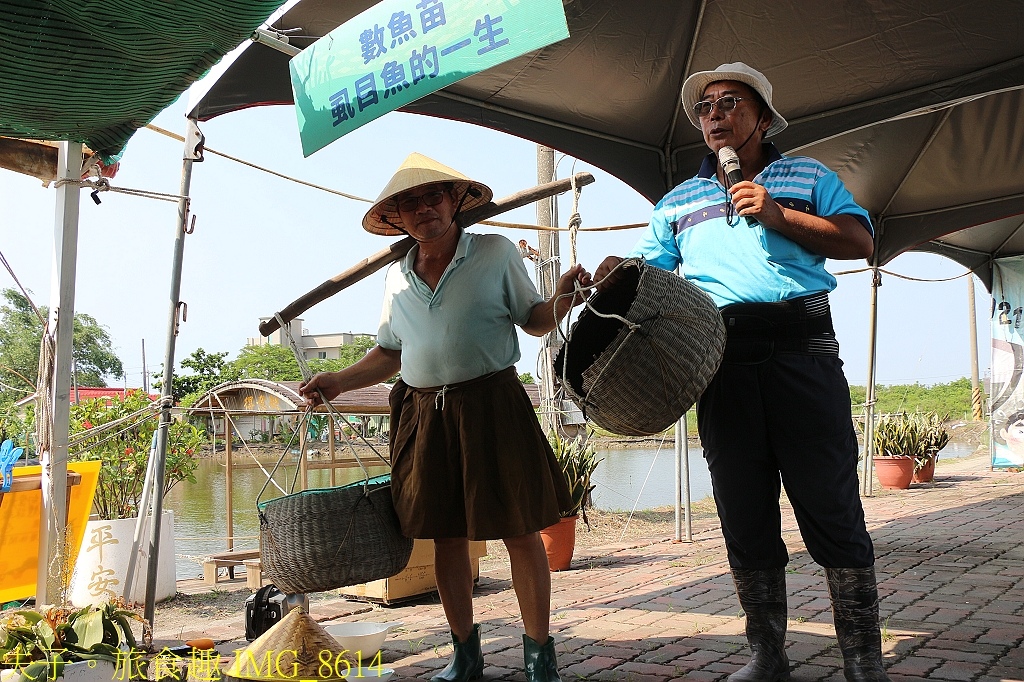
(362, 152), (493, 236)
(680, 62), (788, 138)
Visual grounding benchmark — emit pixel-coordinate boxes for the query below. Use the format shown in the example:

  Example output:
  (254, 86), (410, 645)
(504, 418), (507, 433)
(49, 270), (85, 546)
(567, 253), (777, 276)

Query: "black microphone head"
(718, 146), (741, 174)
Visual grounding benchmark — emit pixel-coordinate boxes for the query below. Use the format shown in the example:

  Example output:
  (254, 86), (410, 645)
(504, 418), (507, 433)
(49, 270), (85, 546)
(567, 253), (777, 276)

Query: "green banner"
(289, 0), (569, 156)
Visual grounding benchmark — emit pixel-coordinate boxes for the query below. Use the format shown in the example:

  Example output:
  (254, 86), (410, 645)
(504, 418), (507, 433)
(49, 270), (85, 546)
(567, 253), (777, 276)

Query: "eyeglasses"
(692, 96), (746, 119)
(396, 190), (447, 212)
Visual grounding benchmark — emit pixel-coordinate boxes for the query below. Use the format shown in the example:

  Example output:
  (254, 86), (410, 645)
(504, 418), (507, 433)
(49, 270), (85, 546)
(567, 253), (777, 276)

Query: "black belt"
(719, 292), (839, 363)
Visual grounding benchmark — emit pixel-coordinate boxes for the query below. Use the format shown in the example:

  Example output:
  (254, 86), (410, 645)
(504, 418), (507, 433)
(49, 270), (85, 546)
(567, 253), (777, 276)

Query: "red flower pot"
(913, 457), (936, 483)
(539, 516), (577, 571)
(873, 456), (914, 489)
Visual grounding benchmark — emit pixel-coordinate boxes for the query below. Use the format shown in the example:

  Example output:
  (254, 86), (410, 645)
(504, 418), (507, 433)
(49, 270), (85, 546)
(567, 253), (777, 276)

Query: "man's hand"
(554, 263), (592, 309)
(296, 345), (402, 408)
(298, 372), (344, 408)
(522, 263), (592, 336)
(728, 181), (785, 228)
(728, 181), (874, 259)
(594, 256), (626, 292)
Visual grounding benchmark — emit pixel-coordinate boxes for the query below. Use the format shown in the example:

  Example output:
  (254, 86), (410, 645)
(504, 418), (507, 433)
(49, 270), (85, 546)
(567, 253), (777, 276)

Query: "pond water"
(162, 439), (980, 580)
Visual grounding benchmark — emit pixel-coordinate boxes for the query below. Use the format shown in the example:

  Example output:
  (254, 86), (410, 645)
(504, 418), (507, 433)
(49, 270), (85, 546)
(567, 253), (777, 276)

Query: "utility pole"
(536, 144), (560, 436)
(141, 339), (149, 394)
(967, 274), (983, 421)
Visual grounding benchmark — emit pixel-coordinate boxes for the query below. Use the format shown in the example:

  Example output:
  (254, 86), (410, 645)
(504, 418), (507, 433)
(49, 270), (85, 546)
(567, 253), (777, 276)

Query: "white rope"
(619, 430), (671, 541)
(53, 177), (187, 204)
(567, 172), (582, 267)
(212, 391), (287, 495)
(833, 265), (973, 283)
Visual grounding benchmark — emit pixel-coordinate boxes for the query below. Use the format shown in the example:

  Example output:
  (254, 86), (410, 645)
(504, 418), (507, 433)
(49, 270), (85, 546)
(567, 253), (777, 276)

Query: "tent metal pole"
(674, 412), (692, 542)
(861, 266), (881, 496)
(145, 118), (203, 625)
(36, 141), (82, 605)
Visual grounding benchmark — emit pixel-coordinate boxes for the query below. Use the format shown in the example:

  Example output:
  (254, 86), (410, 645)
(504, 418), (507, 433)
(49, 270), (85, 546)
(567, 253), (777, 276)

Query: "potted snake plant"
(871, 412), (924, 489)
(539, 433), (600, 571)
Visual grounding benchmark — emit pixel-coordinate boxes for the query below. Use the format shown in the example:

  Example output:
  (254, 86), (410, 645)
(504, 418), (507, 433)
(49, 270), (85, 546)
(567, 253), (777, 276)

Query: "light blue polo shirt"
(628, 145), (873, 307)
(377, 230), (544, 388)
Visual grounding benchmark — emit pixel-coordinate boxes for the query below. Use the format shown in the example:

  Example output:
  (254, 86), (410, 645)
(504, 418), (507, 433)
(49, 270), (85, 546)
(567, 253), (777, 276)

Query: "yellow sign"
(0, 461), (101, 603)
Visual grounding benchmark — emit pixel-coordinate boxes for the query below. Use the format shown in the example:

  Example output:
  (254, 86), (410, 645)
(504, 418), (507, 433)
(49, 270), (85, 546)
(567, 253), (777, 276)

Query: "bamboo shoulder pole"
(258, 172), (595, 337)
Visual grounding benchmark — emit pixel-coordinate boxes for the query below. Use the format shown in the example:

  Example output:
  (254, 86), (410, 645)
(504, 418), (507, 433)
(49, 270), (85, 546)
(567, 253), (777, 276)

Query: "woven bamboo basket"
(258, 474), (414, 594)
(555, 258), (726, 436)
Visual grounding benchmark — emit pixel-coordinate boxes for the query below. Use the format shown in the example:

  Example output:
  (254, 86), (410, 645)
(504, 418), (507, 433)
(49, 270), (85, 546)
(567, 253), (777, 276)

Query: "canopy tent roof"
(186, 0), (1024, 288)
(0, 0), (290, 159)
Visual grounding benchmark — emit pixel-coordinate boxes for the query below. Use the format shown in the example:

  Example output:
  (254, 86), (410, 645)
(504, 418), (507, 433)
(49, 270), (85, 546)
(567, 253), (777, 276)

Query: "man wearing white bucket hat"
(301, 153), (590, 682)
(596, 63), (887, 682)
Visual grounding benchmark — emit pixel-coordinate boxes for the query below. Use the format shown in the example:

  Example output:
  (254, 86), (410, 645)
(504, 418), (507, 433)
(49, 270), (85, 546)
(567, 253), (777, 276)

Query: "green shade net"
(0, 0), (290, 159)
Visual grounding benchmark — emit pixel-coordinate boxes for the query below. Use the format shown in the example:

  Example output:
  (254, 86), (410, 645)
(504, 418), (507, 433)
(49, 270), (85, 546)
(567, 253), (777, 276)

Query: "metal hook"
(174, 301), (188, 335)
(184, 214), (197, 234)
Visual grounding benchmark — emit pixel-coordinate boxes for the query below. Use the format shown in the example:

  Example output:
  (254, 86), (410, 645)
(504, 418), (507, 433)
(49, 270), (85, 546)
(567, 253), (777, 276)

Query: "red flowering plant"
(68, 391), (203, 520)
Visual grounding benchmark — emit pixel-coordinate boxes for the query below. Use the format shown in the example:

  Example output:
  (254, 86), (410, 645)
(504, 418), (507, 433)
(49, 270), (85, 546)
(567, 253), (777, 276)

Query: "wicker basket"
(258, 474), (414, 594)
(555, 258), (726, 436)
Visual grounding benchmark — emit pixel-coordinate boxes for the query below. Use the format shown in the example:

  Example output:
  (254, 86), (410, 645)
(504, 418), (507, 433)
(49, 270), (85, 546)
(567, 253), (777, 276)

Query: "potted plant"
(61, 392), (204, 605)
(539, 433), (600, 571)
(870, 412), (922, 489)
(0, 599), (149, 682)
(914, 413), (950, 483)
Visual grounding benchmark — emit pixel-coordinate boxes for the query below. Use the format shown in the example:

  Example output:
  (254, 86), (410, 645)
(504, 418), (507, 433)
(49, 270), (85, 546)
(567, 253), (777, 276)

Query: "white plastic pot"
(69, 511), (176, 606)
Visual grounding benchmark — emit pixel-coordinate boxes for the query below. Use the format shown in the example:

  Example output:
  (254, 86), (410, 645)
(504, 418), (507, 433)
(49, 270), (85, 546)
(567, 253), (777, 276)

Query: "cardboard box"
(339, 539), (487, 605)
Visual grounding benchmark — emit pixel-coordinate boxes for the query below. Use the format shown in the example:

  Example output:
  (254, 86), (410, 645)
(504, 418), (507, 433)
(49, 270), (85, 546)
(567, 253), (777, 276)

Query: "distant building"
(247, 318), (376, 361)
(14, 386), (158, 410)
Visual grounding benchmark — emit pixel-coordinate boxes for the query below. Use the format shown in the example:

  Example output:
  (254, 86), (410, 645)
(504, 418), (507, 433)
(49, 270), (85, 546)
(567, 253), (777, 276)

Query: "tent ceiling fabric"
(0, 0), (291, 159)
(187, 0), (1024, 284)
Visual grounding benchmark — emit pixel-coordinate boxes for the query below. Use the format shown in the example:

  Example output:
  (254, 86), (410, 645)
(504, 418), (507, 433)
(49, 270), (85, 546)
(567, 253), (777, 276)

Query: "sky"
(0, 88), (992, 400)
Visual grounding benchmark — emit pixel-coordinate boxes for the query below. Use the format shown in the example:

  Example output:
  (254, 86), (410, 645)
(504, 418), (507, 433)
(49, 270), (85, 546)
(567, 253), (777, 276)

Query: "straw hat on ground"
(223, 609), (352, 682)
(680, 62), (788, 138)
(362, 152), (493, 236)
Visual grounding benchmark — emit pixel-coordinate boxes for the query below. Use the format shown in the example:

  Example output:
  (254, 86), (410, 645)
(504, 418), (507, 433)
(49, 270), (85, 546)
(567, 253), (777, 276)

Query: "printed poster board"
(289, 0), (570, 156)
(989, 256), (1024, 468)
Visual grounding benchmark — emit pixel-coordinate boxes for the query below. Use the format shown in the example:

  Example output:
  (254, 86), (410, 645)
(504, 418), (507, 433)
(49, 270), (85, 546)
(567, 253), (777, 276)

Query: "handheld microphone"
(718, 146), (756, 227)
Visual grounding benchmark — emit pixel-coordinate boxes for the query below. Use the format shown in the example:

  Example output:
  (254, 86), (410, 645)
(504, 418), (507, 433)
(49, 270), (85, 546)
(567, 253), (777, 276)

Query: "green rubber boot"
(729, 568), (791, 681)
(523, 634), (561, 682)
(826, 567), (891, 682)
(430, 624), (484, 682)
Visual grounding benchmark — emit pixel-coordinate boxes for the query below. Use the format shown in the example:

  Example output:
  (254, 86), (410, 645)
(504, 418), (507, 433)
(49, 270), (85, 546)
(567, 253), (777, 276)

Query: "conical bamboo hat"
(361, 152), (492, 236)
(223, 609), (352, 682)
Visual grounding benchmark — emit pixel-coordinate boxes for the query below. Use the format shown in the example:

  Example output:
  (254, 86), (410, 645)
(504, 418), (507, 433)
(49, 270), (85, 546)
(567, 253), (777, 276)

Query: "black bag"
(244, 585), (309, 641)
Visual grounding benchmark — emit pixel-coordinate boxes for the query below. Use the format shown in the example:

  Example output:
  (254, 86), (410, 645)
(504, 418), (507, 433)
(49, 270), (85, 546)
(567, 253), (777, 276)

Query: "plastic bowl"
(324, 621), (402, 655)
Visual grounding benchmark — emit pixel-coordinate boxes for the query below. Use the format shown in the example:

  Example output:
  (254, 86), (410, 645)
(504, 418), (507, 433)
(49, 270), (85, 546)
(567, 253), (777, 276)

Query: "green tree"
(519, 372), (535, 384)
(158, 347), (232, 404)
(229, 343), (303, 381)
(0, 288), (123, 407)
(850, 378), (983, 418)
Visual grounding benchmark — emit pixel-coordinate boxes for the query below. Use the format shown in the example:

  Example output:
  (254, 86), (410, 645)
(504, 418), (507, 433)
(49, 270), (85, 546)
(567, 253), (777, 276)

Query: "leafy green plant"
(68, 392), (203, 520)
(871, 411), (951, 471)
(550, 432), (601, 527)
(917, 412), (950, 471)
(871, 412), (924, 459)
(0, 600), (149, 681)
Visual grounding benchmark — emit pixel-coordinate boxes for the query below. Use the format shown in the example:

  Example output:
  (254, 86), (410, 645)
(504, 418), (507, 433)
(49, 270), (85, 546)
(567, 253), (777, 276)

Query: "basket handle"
(275, 314), (390, 488)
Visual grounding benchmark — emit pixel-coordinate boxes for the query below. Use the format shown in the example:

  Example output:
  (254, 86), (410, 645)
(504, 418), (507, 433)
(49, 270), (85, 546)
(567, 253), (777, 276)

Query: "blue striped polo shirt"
(628, 145), (872, 307)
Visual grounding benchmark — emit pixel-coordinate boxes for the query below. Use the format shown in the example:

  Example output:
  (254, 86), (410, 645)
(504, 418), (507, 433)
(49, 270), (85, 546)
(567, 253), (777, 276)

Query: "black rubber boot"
(523, 633), (561, 682)
(430, 624), (484, 682)
(826, 567), (891, 682)
(729, 568), (791, 681)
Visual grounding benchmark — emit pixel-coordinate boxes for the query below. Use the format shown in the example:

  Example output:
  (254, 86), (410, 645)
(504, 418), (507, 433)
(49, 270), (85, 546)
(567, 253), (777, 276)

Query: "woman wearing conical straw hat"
(300, 153), (591, 682)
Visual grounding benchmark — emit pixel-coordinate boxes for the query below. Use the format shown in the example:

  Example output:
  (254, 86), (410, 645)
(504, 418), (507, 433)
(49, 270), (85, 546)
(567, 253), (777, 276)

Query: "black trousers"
(697, 351), (875, 569)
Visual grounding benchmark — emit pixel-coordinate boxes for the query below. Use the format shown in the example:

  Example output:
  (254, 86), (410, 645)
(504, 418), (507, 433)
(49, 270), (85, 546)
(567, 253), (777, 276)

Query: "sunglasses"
(693, 95), (747, 119)
(396, 190), (447, 212)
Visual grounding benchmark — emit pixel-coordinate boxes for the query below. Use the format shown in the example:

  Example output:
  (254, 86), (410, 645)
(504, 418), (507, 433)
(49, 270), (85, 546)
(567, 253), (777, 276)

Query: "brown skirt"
(388, 367), (572, 540)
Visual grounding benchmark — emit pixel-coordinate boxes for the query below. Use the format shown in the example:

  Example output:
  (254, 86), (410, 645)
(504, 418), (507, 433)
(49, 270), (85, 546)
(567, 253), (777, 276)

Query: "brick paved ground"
(158, 452), (1024, 681)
